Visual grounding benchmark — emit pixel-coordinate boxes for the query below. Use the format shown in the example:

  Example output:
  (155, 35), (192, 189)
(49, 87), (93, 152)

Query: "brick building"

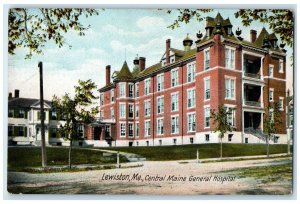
(88, 13), (287, 147)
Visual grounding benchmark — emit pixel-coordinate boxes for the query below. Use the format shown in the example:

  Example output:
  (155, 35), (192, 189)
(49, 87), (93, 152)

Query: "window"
(78, 125), (84, 138)
(8, 126), (13, 136)
(111, 89), (114, 102)
(8, 109), (14, 118)
(187, 89), (195, 108)
(128, 123), (134, 137)
(268, 65), (274, 77)
(105, 125), (110, 137)
(171, 116), (179, 134)
(225, 48), (235, 69)
(225, 107), (235, 126)
(128, 104), (134, 118)
(204, 107), (210, 128)
(110, 107), (115, 120)
(144, 100), (151, 117)
(157, 118), (164, 135)
(225, 78), (235, 99)
(37, 111), (45, 120)
(135, 123), (139, 137)
(128, 84), (134, 98)
(120, 103), (126, 118)
(204, 49), (210, 70)
(269, 110), (274, 122)
(173, 139), (177, 145)
(135, 83), (139, 97)
(279, 97), (284, 111)
(145, 121), (151, 137)
(120, 83), (126, 98)
(157, 96), (164, 114)
(144, 79), (151, 95)
(19, 109), (25, 118)
(190, 137), (194, 144)
(187, 113), (196, 132)
(205, 134), (210, 142)
(146, 141), (149, 146)
(171, 69), (178, 87)
(120, 123), (126, 137)
(187, 62), (196, 82)
(228, 134), (233, 142)
(245, 138), (248, 143)
(18, 126), (25, 136)
(50, 127), (57, 138)
(159, 140), (162, 146)
(51, 109), (57, 120)
(279, 60), (284, 73)
(269, 89), (274, 102)
(171, 92), (179, 112)
(204, 78), (210, 100)
(157, 74), (164, 91)
(100, 94), (104, 105)
(135, 104), (139, 118)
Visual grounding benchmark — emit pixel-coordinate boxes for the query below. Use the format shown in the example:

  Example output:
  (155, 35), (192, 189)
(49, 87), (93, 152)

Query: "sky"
(8, 8), (294, 100)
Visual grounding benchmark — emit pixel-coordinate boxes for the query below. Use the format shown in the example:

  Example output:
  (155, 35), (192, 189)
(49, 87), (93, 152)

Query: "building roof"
(8, 97), (52, 108)
(99, 13), (285, 92)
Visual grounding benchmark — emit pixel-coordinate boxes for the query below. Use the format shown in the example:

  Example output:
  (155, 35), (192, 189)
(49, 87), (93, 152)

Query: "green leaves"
(210, 105), (235, 138)
(9, 8), (99, 59)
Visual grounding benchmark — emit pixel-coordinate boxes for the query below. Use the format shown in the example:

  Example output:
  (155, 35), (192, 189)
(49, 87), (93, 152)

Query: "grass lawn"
(8, 147), (128, 171)
(104, 143), (292, 161)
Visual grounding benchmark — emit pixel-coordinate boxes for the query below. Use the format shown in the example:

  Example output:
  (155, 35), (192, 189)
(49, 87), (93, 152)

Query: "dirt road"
(7, 157), (292, 195)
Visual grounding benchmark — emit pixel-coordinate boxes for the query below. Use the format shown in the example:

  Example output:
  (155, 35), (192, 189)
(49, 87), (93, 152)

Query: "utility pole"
(38, 62), (47, 167)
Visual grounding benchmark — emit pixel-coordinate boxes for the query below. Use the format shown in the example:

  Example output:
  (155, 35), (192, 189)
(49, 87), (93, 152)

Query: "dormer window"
(227, 27), (232, 35)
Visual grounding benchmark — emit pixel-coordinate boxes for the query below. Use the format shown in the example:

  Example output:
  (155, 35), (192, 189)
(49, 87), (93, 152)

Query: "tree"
(210, 105), (235, 159)
(263, 102), (282, 158)
(52, 79), (99, 168)
(9, 8), (99, 59)
(166, 9), (293, 48)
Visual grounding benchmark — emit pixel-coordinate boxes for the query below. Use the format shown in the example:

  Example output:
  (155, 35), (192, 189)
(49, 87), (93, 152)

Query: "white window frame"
(135, 104), (139, 118)
(128, 103), (134, 119)
(187, 88), (196, 108)
(156, 117), (164, 136)
(187, 61), (196, 82)
(225, 77), (235, 100)
(110, 107), (114, 120)
(204, 106), (210, 128)
(135, 122), (139, 137)
(100, 93), (104, 105)
(144, 100), (151, 117)
(279, 97), (284, 111)
(269, 88), (274, 102)
(120, 123), (126, 138)
(225, 106), (235, 127)
(128, 83), (134, 98)
(187, 112), (196, 132)
(128, 122), (134, 138)
(204, 48), (210, 70)
(171, 92), (179, 112)
(110, 89), (114, 102)
(144, 78), (151, 96)
(144, 120), (151, 137)
(268, 64), (274, 77)
(204, 77), (210, 101)
(171, 68), (179, 87)
(279, 59), (284, 73)
(171, 115), (179, 134)
(119, 82), (126, 98)
(157, 96), (164, 114)
(225, 46), (235, 69)
(119, 103), (126, 119)
(135, 83), (139, 97)
(157, 73), (164, 92)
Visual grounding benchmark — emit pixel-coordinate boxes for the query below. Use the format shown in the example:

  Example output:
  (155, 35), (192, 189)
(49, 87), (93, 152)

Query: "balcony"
(243, 84), (263, 108)
(244, 100), (261, 107)
(243, 54), (262, 80)
(243, 72), (261, 79)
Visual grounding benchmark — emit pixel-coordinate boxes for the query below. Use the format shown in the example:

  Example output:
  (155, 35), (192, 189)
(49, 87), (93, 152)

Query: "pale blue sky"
(8, 9), (293, 100)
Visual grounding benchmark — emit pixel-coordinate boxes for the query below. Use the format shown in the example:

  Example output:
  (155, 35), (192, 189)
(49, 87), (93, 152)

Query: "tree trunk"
(220, 135), (223, 159)
(69, 139), (73, 169)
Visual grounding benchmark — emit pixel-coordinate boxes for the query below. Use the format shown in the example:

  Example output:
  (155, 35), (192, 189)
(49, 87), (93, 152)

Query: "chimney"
(8, 92), (12, 99)
(14, 89), (19, 98)
(105, 65), (111, 85)
(250, 30), (257, 43)
(166, 39), (171, 65)
(139, 57), (146, 72)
